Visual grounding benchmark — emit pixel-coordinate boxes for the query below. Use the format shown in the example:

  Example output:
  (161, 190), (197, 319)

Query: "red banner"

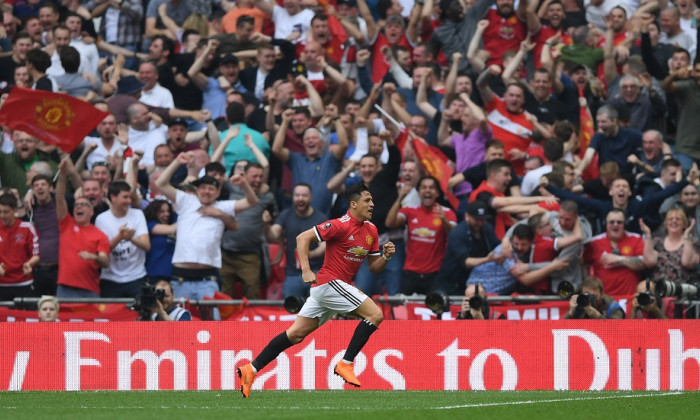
(412, 138), (459, 210)
(1, 321), (699, 391)
(0, 87), (109, 153)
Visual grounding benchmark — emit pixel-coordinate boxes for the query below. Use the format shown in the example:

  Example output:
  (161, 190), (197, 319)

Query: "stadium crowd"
(1, 0), (700, 320)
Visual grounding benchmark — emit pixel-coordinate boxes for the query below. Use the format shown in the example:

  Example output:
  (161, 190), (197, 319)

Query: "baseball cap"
(565, 61), (588, 74)
(467, 201), (489, 218)
(385, 14), (405, 28)
(167, 118), (188, 128)
(337, 0), (358, 6)
(192, 175), (220, 189)
(116, 76), (144, 95)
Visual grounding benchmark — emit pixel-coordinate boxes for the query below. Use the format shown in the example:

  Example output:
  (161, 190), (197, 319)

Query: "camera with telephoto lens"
(576, 292), (593, 307)
(131, 283), (166, 320)
(656, 280), (699, 300)
(284, 296), (306, 314)
(637, 280), (654, 307)
(557, 281), (576, 299)
(425, 292), (450, 319)
(468, 283), (485, 311)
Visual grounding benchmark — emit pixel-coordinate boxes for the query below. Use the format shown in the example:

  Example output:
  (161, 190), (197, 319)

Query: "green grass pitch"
(1, 390), (699, 420)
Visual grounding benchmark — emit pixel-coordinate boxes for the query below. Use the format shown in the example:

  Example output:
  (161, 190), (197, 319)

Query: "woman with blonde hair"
(640, 208), (700, 286)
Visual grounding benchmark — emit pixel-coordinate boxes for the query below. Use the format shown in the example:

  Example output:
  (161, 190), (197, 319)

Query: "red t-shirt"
(584, 232), (644, 296)
(483, 9), (528, 66)
(398, 205), (457, 273)
(485, 96), (533, 176)
(371, 32), (411, 83)
(532, 26), (572, 69)
(58, 215), (110, 293)
(0, 219), (39, 285)
(529, 234), (558, 293)
(313, 212), (380, 286)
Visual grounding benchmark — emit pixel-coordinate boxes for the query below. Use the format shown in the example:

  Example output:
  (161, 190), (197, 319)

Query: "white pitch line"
(0, 392), (686, 411)
(433, 391), (685, 410)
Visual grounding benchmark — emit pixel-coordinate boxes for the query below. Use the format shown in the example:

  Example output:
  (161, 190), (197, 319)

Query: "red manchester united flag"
(578, 87), (599, 181)
(0, 87), (109, 153)
(412, 137), (459, 210)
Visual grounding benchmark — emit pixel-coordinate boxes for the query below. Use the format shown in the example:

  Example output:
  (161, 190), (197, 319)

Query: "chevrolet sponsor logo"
(347, 246), (369, 257)
(412, 227), (436, 238)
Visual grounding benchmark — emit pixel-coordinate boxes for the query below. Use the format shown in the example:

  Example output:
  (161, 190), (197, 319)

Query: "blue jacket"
(437, 221), (499, 295)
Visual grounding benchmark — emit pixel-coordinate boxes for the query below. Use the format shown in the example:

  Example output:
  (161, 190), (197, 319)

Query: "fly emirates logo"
(4, 328), (700, 391)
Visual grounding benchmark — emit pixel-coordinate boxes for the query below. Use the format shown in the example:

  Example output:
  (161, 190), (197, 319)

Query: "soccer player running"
(237, 183), (395, 398)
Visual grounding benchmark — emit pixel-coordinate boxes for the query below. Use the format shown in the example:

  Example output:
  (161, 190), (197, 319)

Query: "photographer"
(629, 281), (668, 319)
(146, 280), (191, 321)
(456, 283), (497, 320)
(565, 277), (625, 319)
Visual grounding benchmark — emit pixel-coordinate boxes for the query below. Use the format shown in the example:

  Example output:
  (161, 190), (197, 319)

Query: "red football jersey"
(485, 96), (533, 176)
(0, 219), (39, 285)
(399, 205), (457, 274)
(313, 212), (380, 286)
(584, 232), (644, 296)
(529, 234), (558, 293)
(483, 9), (528, 66)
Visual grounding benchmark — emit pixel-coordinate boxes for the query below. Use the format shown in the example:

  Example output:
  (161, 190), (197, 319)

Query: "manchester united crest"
(34, 98), (75, 131)
(365, 235), (373, 246)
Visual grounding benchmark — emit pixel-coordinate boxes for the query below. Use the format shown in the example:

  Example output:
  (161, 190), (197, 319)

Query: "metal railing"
(1, 294), (566, 309)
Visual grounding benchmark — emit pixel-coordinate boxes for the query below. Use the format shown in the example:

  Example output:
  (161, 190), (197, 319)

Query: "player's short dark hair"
(543, 138), (564, 163)
(0, 193), (18, 209)
(345, 182), (370, 203)
(205, 161), (226, 175)
(512, 224), (534, 241)
(486, 159), (512, 177)
(59, 46), (81, 73)
(226, 101), (245, 124)
(417, 175), (443, 196)
(311, 12), (329, 25)
(108, 180), (131, 199)
(12, 31), (32, 45)
(26, 48), (51, 72)
(153, 35), (175, 57)
(244, 162), (263, 173)
(294, 182), (312, 193)
(661, 158), (681, 172)
(293, 106), (311, 118)
(236, 15), (254, 27)
(31, 174), (53, 187)
(485, 139), (504, 151)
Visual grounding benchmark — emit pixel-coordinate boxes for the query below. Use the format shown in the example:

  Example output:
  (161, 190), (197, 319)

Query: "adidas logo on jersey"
(348, 235), (354, 240)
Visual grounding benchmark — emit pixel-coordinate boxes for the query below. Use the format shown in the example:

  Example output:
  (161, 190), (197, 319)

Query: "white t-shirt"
(127, 122), (167, 166)
(83, 136), (126, 170)
(140, 83), (175, 109)
(272, 5), (315, 42)
(105, 8), (120, 43)
(520, 164), (552, 196)
(95, 208), (149, 282)
(171, 190), (237, 268)
(70, 38), (100, 77)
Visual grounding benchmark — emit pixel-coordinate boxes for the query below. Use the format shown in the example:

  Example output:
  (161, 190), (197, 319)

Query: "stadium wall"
(1, 321), (699, 391)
